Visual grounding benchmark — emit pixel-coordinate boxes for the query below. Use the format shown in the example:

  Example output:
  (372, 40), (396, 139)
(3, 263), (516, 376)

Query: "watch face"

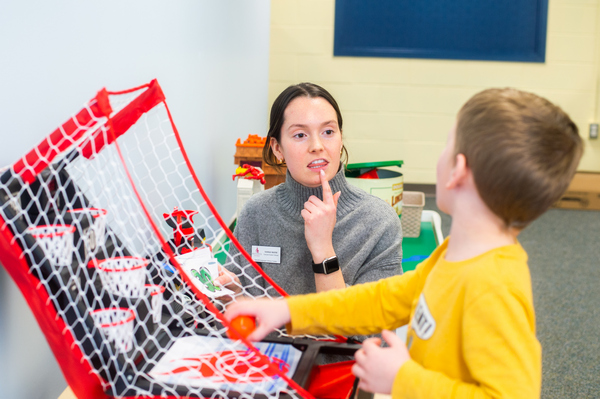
(323, 257), (340, 274)
(312, 256), (340, 274)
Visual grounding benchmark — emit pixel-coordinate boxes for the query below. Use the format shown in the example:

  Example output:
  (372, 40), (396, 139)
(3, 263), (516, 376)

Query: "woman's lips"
(308, 159), (329, 169)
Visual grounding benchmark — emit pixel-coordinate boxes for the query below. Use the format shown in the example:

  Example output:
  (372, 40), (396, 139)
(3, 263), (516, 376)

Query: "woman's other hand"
(214, 264), (243, 295)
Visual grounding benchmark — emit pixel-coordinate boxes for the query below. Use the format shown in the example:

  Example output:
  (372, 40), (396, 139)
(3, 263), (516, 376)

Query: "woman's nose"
(308, 135), (324, 152)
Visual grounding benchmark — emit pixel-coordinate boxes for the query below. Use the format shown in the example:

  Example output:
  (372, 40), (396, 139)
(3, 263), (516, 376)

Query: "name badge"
(252, 245), (281, 264)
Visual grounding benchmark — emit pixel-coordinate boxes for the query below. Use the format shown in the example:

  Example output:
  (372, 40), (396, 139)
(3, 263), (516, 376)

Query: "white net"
(0, 80), (361, 399)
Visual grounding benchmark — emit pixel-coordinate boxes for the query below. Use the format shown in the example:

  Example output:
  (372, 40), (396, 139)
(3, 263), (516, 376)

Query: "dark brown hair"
(263, 82), (348, 171)
(456, 88), (583, 229)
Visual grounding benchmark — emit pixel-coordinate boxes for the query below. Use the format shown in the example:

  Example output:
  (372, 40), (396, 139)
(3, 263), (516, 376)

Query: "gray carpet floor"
(423, 197), (600, 398)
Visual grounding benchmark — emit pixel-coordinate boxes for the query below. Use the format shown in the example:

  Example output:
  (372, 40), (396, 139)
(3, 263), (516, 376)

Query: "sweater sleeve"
(286, 268), (422, 336)
(393, 287), (541, 399)
(351, 205), (403, 285)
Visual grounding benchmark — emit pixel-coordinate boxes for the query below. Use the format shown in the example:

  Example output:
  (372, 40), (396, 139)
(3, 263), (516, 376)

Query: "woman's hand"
(301, 169), (341, 263)
(224, 298), (291, 341)
(214, 264), (243, 295)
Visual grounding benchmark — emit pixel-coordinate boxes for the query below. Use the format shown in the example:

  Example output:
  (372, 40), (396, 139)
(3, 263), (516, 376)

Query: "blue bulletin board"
(334, 0), (548, 63)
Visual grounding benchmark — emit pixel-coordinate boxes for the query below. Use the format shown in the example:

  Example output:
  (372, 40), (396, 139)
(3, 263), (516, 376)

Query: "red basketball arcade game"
(0, 80), (365, 399)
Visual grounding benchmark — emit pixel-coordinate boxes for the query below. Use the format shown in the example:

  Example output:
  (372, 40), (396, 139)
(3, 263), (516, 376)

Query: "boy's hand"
(224, 298), (291, 342)
(352, 330), (410, 394)
(301, 170), (341, 262)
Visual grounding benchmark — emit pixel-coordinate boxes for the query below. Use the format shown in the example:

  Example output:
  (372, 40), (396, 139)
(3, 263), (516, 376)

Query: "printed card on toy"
(148, 336), (301, 394)
(175, 247), (234, 298)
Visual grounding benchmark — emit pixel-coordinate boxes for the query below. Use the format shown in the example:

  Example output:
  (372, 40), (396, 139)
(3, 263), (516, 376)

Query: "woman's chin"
(299, 174), (322, 187)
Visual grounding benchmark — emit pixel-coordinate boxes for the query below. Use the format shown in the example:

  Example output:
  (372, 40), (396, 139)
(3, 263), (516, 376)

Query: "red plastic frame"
(0, 80), (324, 399)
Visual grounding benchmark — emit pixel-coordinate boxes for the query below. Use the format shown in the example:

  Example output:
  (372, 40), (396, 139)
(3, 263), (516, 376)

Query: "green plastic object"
(345, 160), (403, 170)
(401, 220), (438, 272)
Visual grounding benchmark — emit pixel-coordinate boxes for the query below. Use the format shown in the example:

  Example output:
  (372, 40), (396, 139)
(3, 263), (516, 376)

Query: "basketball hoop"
(90, 256), (148, 297)
(145, 284), (166, 323)
(27, 224), (76, 267)
(91, 308), (136, 353)
(67, 208), (107, 257)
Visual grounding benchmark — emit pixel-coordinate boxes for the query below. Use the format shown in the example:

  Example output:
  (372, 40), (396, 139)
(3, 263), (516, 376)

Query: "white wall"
(0, 1), (270, 397)
(269, 0), (600, 181)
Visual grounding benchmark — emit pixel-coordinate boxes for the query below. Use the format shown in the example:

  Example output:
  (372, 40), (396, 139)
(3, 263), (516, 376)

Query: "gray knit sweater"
(227, 166), (402, 298)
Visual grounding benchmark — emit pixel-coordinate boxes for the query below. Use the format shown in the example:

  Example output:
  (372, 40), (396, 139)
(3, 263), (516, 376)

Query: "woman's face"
(271, 96), (342, 188)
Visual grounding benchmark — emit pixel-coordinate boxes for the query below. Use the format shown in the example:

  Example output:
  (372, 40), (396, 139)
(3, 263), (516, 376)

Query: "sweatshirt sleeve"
(286, 269), (422, 336)
(392, 287), (541, 399)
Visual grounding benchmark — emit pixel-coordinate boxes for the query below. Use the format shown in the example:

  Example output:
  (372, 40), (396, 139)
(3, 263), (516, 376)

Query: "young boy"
(224, 88), (583, 398)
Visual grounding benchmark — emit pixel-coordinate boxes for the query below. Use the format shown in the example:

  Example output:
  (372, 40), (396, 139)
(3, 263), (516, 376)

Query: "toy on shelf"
(234, 134), (285, 189)
(0, 80), (367, 399)
(232, 164), (265, 217)
(232, 164), (265, 185)
(234, 134), (265, 148)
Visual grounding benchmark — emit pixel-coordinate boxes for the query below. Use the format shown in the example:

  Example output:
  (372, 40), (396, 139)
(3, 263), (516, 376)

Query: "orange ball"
(227, 316), (256, 340)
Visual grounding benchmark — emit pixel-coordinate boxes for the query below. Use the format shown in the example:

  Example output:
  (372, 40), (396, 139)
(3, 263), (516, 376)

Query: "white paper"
(174, 246), (213, 264)
(148, 336), (301, 394)
(176, 248), (235, 298)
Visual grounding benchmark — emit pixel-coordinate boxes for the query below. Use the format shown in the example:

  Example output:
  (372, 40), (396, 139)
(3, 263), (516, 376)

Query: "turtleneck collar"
(276, 164), (363, 219)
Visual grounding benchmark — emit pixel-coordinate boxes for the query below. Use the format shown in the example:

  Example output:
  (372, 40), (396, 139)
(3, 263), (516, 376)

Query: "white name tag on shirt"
(252, 245), (281, 263)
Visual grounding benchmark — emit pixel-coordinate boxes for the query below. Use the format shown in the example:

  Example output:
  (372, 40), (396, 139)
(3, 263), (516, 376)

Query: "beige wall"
(268, 0), (600, 183)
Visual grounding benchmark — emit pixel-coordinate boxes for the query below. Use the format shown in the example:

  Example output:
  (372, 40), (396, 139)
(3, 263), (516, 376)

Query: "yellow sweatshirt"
(286, 238), (541, 399)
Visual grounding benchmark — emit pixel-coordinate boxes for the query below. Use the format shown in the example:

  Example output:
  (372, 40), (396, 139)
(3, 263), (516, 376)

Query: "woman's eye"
(324, 129), (334, 135)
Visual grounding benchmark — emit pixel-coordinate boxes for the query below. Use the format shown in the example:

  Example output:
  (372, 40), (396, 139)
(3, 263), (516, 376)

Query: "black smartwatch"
(312, 255), (340, 274)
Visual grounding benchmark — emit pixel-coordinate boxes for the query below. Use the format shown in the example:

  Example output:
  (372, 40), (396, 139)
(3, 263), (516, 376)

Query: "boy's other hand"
(224, 298), (291, 342)
(301, 169), (341, 262)
(352, 329), (410, 394)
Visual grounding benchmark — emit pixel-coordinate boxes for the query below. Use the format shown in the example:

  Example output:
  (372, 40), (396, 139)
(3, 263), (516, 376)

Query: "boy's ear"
(446, 153), (469, 189)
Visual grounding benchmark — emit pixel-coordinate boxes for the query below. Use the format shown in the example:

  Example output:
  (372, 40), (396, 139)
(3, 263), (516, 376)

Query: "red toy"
(163, 207), (200, 255)
(232, 164), (265, 185)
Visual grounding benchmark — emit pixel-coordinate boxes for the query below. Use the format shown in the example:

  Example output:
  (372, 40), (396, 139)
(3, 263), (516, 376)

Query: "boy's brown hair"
(456, 88), (583, 229)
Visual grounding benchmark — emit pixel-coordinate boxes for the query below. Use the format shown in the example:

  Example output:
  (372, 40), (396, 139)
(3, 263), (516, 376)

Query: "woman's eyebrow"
(287, 120), (338, 130)
(287, 123), (308, 130)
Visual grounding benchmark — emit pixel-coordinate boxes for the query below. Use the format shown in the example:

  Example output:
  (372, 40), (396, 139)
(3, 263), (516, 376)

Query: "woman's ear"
(270, 137), (283, 162)
(446, 153), (469, 189)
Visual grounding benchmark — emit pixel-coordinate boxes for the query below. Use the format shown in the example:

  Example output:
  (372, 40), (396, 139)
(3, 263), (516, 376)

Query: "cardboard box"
(553, 172), (600, 211)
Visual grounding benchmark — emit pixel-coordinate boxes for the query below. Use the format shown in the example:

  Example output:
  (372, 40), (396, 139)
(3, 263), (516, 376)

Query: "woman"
(219, 83), (402, 298)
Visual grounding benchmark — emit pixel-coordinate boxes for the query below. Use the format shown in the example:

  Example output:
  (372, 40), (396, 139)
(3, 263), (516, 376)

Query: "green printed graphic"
(191, 267), (221, 293)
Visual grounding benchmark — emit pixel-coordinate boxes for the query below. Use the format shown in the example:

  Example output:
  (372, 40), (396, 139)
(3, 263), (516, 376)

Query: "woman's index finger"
(320, 170), (333, 203)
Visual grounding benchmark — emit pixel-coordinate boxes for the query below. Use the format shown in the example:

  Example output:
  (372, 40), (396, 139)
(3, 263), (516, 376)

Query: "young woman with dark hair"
(217, 82), (402, 297)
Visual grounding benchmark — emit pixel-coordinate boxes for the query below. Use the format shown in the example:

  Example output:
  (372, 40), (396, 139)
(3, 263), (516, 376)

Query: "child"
(224, 88), (583, 398)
